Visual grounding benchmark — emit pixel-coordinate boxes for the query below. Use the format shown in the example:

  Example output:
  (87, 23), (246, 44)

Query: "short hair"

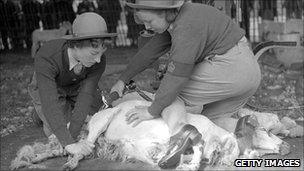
(67, 39), (87, 48)
(67, 38), (112, 49)
(67, 38), (107, 49)
(164, 8), (179, 23)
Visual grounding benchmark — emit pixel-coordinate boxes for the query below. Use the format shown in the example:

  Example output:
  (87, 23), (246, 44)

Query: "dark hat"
(62, 12), (117, 40)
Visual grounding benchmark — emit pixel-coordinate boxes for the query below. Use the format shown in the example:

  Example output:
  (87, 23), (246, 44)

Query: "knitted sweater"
(35, 39), (105, 146)
(119, 2), (245, 117)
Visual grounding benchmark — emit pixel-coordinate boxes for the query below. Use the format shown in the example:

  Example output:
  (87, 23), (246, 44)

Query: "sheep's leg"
(219, 134), (240, 165)
(189, 142), (204, 167)
(202, 135), (222, 166)
(253, 129), (283, 154)
(267, 132), (290, 156)
(10, 136), (65, 170)
(10, 149), (63, 170)
(62, 154), (84, 171)
(86, 107), (121, 143)
(31, 148), (64, 163)
(62, 107), (121, 170)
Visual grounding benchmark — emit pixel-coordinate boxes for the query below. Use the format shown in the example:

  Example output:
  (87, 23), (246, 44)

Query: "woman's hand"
(65, 140), (95, 156)
(110, 79), (125, 97)
(125, 105), (154, 127)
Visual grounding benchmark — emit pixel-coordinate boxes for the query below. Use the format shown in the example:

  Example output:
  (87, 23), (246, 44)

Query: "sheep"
(10, 92), (303, 170)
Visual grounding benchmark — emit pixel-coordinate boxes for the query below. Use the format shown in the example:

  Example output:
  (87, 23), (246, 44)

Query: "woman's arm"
(119, 31), (172, 83)
(35, 57), (75, 147)
(69, 60), (105, 139)
(148, 20), (207, 117)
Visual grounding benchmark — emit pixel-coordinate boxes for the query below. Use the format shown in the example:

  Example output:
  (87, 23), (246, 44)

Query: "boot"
(158, 124), (202, 168)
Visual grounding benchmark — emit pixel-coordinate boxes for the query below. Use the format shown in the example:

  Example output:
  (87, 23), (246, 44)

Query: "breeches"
(179, 37), (261, 119)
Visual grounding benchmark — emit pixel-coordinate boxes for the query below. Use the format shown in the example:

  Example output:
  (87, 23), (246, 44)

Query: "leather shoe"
(158, 124), (202, 168)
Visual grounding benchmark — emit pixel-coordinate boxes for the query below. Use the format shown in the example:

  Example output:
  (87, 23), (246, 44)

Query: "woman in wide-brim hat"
(62, 12), (117, 67)
(112, 0), (261, 168)
(29, 12), (118, 158)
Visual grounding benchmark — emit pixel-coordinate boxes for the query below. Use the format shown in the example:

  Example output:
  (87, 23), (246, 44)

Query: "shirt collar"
(67, 48), (80, 70)
(167, 23), (175, 34)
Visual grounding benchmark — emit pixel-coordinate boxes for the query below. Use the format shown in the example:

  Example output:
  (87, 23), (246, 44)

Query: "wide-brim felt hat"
(62, 12), (117, 40)
(125, 0), (184, 10)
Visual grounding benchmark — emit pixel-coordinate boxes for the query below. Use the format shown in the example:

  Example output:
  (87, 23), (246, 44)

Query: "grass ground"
(0, 47), (303, 170)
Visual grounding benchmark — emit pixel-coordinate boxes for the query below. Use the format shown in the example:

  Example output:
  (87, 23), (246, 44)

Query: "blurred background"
(0, 0), (303, 50)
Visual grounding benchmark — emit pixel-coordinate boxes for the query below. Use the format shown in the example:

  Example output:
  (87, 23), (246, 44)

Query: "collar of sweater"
(67, 48), (81, 70)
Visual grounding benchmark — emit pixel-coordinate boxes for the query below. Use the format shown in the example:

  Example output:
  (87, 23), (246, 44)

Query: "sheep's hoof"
(62, 154), (83, 171)
(62, 163), (74, 171)
(62, 157), (76, 171)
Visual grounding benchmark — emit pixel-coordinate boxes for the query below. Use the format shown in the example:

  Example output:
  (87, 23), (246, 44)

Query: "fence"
(241, 0), (303, 42)
(0, 0), (303, 51)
